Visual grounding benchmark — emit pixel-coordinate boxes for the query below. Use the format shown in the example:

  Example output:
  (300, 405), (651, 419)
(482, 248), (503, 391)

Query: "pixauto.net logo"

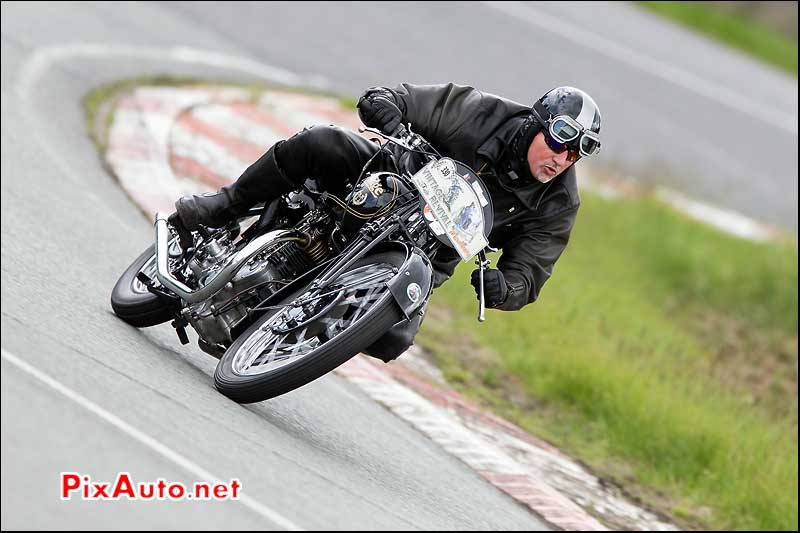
(60, 472), (241, 501)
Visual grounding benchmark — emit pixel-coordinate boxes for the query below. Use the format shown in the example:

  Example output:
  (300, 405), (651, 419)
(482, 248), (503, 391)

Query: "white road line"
(0, 348), (303, 532)
(483, 1), (798, 135)
(16, 43), (330, 99)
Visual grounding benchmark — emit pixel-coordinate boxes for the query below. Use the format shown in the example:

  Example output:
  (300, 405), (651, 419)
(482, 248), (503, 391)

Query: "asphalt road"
(1, 1), (796, 530)
(1, 2), (550, 530)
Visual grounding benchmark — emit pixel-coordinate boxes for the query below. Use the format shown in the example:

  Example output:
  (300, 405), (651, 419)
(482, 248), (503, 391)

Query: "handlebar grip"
(389, 123), (407, 138)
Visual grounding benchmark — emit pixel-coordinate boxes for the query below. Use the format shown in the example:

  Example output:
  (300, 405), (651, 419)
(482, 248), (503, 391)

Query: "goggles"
(532, 104), (601, 162)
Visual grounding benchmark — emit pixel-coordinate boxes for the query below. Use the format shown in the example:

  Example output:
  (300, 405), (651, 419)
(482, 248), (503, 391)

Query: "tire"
(214, 250), (406, 403)
(111, 244), (174, 327)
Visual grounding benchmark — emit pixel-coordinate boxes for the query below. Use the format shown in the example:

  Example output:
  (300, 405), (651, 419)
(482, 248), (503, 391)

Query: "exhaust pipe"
(154, 212), (305, 304)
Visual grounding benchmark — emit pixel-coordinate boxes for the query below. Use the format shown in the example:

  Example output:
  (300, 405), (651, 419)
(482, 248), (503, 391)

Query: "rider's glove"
(470, 268), (508, 309)
(357, 88), (402, 135)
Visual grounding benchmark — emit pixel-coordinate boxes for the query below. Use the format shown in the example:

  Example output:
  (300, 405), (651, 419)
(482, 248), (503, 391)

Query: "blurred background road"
(1, 1), (797, 530)
(162, 0), (798, 231)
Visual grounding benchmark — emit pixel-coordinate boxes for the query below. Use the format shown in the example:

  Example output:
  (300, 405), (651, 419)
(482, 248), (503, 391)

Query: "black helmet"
(532, 86), (602, 161)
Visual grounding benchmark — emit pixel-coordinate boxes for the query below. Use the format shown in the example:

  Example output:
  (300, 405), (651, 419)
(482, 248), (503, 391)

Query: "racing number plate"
(410, 158), (489, 261)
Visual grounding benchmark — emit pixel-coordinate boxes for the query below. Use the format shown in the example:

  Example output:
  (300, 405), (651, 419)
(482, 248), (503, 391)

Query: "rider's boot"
(172, 144), (295, 232)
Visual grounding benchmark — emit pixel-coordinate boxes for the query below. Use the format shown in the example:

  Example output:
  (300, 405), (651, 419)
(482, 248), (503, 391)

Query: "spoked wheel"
(110, 238), (182, 327)
(214, 250), (407, 403)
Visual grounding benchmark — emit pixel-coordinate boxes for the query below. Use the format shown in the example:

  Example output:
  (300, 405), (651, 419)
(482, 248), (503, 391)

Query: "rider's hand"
(470, 268), (508, 309)
(357, 89), (402, 135)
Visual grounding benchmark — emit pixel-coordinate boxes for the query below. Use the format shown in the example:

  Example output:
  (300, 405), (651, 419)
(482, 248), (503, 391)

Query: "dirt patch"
(707, 1), (798, 39)
(418, 304), (544, 412)
(688, 308), (798, 422)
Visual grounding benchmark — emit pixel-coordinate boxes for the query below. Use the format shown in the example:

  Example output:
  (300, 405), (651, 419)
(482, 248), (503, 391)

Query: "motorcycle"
(111, 124), (494, 403)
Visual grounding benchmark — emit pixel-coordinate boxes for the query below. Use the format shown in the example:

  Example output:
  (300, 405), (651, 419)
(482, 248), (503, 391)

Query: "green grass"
(636, 1), (798, 76)
(417, 191), (798, 530)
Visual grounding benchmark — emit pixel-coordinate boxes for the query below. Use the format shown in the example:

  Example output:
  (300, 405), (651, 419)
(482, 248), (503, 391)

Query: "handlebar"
(358, 123), (426, 153)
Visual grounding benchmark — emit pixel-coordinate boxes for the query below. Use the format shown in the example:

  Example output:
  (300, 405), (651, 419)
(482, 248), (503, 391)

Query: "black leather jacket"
(370, 83), (580, 311)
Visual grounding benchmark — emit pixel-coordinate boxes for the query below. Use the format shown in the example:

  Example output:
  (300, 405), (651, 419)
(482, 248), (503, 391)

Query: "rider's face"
(527, 131), (572, 183)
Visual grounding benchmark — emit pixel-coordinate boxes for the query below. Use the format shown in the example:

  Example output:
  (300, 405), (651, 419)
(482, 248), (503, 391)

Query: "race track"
(1, 1), (796, 530)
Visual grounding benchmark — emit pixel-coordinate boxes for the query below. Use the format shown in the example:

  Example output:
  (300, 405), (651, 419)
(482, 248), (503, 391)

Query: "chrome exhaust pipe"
(154, 212), (305, 304)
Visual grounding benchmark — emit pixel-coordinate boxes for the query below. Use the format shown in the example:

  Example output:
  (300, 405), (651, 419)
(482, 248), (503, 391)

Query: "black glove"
(470, 268), (508, 309)
(357, 89), (402, 135)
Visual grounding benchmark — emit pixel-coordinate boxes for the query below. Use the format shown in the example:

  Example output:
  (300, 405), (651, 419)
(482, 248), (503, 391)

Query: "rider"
(169, 83), (602, 361)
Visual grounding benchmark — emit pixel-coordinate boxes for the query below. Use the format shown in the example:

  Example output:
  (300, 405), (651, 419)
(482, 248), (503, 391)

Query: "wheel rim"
(131, 239), (182, 294)
(132, 255), (159, 294)
(230, 262), (396, 376)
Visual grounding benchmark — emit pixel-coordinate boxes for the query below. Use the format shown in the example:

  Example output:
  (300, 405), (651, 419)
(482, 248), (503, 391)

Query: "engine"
(182, 211), (337, 355)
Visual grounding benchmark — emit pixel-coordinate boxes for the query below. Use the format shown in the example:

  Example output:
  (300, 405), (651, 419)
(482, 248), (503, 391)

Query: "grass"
(83, 78), (133, 153)
(417, 191), (798, 530)
(636, 1), (798, 76)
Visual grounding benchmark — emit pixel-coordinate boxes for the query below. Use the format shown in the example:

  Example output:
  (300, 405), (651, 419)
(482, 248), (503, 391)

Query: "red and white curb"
(336, 354), (608, 531)
(104, 84), (678, 531)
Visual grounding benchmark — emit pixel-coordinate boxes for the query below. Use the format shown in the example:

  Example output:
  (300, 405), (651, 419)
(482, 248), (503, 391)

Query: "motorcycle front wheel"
(214, 250), (407, 403)
(110, 242), (178, 328)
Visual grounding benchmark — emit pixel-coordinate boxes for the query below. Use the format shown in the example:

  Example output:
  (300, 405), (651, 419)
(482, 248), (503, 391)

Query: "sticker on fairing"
(406, 283), (421, 303)
(351, 189), (368, 205)
(422, 204), (446, 235)
(471, 181), (489, 207)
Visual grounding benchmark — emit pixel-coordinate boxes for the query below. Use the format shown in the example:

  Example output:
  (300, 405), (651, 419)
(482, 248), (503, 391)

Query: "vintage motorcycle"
(111, 124), (494, 403)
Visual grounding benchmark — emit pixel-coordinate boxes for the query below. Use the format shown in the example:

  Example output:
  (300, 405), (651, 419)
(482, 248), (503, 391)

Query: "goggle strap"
(531, 101), (551, 124)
